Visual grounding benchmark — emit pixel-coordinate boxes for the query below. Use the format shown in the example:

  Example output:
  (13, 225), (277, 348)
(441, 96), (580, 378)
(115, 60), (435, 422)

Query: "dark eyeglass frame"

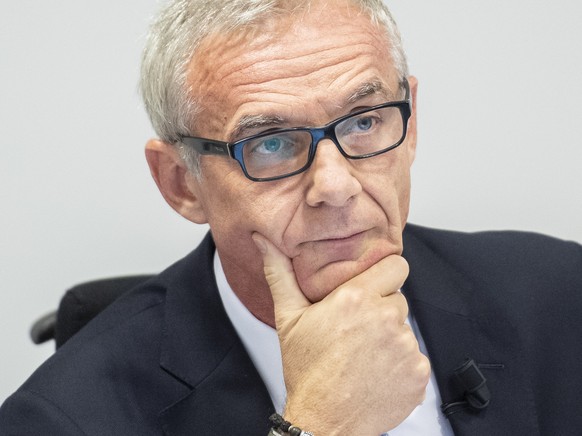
(179, 79), (411, 182)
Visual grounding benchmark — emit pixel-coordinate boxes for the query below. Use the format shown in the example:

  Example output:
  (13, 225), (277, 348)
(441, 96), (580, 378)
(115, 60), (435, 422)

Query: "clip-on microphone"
(441, 358), (491, 417)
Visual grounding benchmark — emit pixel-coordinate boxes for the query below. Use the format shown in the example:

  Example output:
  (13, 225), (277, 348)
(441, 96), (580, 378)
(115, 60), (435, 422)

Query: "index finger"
(339, 254), (409, 298)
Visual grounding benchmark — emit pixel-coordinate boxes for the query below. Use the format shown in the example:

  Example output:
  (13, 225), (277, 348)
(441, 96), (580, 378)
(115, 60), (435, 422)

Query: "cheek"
(362, 156), (412, 222)
(201, 174), (303, 249)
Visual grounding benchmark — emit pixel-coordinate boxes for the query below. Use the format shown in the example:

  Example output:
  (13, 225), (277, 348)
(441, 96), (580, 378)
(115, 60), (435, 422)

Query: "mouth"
(314, 230), (367, 243)
(302, 230), (369, 263)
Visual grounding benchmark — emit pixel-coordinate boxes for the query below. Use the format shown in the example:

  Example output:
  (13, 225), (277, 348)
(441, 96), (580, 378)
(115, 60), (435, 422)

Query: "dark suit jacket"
(1, 224), (581, 435)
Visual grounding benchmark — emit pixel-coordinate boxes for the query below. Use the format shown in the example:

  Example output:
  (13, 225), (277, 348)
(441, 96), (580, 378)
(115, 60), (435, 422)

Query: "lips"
(304, 230), (368, 264)
(313, 230), (367, 243)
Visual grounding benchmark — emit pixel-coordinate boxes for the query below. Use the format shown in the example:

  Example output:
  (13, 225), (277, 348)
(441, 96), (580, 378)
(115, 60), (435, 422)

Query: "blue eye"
(262, 137), (283, 153)
(337, 113), (381, 138)
(355, 117), (373, 131)
(241, 131), (311, 177)
(250, 135), (296, 156)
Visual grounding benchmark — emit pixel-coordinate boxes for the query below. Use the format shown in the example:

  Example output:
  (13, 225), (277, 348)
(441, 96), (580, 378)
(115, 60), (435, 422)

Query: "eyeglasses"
(179, 79), (411, 182)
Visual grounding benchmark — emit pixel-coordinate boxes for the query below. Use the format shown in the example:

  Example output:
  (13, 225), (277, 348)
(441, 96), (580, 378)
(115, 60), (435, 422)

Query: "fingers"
(253, 232), (410, 331)
(322, 255), (409, 324)
(340, 254), (409, 299)
(253, 232), (409, 321)
(382, 291), (409, 325)
(252, 233), (311, 319)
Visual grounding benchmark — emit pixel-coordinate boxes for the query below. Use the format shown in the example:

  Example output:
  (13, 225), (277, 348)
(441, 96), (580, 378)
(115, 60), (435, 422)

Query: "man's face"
(180, 1), (417, 324)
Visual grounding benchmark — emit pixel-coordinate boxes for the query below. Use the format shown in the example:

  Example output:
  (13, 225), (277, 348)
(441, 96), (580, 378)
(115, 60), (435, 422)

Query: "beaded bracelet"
(269, 413), (314, 436)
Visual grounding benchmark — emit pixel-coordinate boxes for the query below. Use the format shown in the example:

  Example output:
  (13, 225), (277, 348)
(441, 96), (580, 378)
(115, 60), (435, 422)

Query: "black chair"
(30, 275), (154, 348)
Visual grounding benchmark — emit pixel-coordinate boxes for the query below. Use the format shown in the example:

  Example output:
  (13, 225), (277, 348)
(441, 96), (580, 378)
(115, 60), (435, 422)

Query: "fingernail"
(252, 233), (267, 254)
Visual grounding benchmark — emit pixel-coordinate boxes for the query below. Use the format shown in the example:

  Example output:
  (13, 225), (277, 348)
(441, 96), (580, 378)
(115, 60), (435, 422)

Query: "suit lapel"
(403, 225), (540, 436)
(156, 234), (274, 435)
(158, 341), (274, 435)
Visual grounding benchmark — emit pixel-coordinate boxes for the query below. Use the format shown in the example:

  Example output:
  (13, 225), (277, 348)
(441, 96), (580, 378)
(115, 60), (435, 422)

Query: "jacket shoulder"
(404, 223), (582, 276)
(0, 236), (218, 434)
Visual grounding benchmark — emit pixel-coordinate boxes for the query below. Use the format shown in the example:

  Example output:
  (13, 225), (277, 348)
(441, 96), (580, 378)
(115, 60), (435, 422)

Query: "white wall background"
(1, 1), (581, 402)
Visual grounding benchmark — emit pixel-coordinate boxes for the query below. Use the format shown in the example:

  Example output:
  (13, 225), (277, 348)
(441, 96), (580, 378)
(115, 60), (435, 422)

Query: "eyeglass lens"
(241, 105), (404, 180)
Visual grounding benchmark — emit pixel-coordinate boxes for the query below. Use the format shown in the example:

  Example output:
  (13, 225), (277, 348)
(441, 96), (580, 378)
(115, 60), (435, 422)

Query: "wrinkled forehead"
(189, 1), (387, 66)
(189, 0), (392, 81)
(186, 1), (396, 131)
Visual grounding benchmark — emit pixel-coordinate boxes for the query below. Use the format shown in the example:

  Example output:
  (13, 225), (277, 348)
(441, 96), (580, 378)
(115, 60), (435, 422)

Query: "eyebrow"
(346, 80), (395, 104)
(228, 79), (399, 142)
(229, 114), (285, 142)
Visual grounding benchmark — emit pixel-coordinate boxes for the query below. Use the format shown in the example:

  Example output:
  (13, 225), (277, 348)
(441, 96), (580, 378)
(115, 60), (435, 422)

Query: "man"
(1, 0), (581, 435)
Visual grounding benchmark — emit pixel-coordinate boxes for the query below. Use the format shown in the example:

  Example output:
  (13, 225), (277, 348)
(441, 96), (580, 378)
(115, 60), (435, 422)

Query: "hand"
(253, 233), (431, 435)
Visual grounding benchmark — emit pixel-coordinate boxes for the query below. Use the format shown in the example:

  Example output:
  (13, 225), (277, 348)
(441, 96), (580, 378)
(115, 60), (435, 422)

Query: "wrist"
(269, 413), (315, 436)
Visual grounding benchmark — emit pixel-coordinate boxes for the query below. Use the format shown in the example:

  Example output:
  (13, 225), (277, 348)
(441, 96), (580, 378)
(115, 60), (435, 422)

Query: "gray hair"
(140, 0), (409, 174)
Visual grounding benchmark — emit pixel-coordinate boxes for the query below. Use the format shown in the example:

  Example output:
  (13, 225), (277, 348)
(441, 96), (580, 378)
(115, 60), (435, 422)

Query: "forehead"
(188, 0), (398, 138)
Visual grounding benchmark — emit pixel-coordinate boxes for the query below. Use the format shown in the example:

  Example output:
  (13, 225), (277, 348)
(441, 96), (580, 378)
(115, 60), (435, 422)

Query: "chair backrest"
(30, 275), (154, 348)
(55, 275), (154, 348)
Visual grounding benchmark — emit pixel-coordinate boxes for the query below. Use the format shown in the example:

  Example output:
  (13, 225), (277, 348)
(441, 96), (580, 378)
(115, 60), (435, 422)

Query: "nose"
(305, 139), (362, 207)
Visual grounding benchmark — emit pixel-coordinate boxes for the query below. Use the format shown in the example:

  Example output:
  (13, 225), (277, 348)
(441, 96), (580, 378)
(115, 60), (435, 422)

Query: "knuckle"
(417, 354), (432, 382)
(399, 328), (419, 352)
(406, 353), (432, 393)
(396, 255), (410, 275)
(334, 286), (365, 308)
(263, 265), (283, 288)
(379, 304), (401, 325)
(386, 254), (409, 279)
(394, 292), (409, 311)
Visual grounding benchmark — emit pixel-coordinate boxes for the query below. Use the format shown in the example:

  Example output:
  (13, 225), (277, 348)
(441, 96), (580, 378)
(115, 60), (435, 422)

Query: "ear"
(145, 139), (208, 224)
(405, 75), (419, 165)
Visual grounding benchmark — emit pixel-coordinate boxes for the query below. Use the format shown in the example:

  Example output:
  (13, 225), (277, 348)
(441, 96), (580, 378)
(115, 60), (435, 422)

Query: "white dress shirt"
(214, 252), (454, 435)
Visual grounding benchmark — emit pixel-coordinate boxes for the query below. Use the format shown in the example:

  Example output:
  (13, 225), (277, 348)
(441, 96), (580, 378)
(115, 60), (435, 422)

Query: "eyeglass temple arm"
(401, 78), (411, 111)
(179, 137), (231, 156)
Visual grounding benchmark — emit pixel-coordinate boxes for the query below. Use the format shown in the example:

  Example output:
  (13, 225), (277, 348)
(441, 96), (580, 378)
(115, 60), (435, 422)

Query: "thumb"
(252, 233), (310, 324)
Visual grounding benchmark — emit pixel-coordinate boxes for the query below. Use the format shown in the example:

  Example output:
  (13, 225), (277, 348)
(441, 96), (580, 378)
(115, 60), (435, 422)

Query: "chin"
(295, 246), (393, 302)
